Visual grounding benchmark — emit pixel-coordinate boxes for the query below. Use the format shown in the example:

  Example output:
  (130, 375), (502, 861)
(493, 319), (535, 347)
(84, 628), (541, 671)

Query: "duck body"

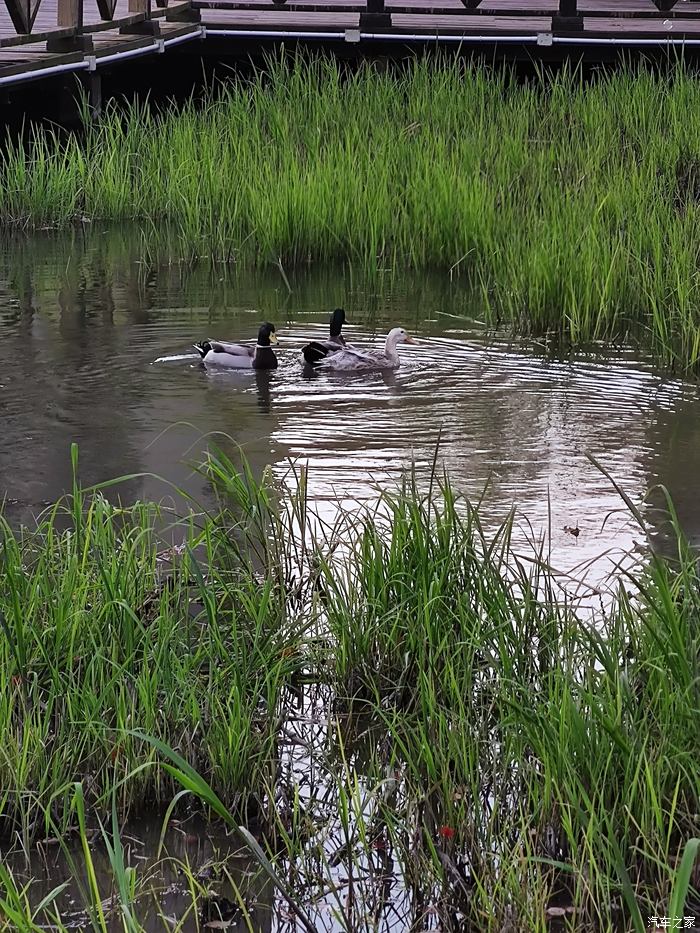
(194, 323), (278, 370)
(301, 308), (352, 366)
(316, 327), (414, 373)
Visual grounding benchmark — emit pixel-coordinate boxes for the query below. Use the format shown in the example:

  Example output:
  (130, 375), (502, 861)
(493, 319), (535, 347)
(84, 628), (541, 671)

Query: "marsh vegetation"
(0, 448), (698, 930)
(4, 59), (700, 366)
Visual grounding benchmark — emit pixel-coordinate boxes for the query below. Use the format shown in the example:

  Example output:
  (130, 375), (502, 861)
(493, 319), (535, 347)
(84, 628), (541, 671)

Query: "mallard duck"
(301, 308), (351, 366)
(315, 327), (415, 372)
(193, 323), (278, 370)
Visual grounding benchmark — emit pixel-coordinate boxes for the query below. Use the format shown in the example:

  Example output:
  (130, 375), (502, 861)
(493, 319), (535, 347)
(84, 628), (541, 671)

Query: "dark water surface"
(2, 227), (700, 928)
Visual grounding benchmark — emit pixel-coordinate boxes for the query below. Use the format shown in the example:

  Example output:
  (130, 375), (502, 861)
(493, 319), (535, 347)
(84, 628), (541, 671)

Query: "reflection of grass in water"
(0, 446), (699, 930)
(5, 59), (700, 365)
(0, 222), (489, 340)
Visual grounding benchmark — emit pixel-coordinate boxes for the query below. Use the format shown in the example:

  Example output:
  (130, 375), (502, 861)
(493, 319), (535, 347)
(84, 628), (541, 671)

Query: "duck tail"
(193, 341), (211, 359)
(302, 341), (329, 366)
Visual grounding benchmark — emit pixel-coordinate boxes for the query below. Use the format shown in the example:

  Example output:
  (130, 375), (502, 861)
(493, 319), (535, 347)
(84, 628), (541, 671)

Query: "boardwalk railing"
(0, 0), (195, 48)
(193, 0), (700, 40)
(6, 0), (698, 41)
(2, 0), (700, 86)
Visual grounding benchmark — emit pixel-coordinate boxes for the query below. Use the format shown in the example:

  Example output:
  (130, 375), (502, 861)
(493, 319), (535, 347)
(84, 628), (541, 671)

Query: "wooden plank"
(0, 26), (75, 46)
(200, 6), (548, 27)
(0, 42), (79, 56)
(393, 9), (544, 27)
(0, 44), (79, 71)
(197, 0), (557, 14)
(90, 27), (153, 43)
(203, 8), (357, 21)
(157, 17), (200, 30)
(584, 13), (700, 32)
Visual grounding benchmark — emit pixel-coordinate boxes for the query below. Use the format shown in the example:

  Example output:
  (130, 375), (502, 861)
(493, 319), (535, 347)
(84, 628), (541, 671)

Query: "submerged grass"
(0, 448), (699, 930)
(4, 58), (700, 365)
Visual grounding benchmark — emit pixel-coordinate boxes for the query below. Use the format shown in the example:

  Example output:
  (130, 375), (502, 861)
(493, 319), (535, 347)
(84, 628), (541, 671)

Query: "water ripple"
(2, 303), (699, 584)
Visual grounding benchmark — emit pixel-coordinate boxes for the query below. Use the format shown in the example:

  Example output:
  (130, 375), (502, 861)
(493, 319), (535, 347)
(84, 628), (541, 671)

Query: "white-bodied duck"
(311, 327), (414, 372)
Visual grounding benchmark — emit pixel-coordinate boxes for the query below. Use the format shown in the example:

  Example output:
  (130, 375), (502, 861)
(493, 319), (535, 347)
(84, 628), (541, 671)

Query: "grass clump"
(0, 446), (309, 843)
(320, 474), (700, 928)
(0, 450), (698, 930)
(5, 58), (700, 365)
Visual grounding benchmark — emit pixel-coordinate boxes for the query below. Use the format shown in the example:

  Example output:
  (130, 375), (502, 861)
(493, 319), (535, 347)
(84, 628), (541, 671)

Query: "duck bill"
(404, 335), (416, 344)
(269, 332), (279, 344)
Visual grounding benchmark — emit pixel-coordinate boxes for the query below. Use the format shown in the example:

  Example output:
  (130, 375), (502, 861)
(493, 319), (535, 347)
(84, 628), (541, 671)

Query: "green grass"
(318, 472), (700, 928)
(0, 445), (312, 846)
(0, 448), (698, 930)
(4, 57), (700, 366)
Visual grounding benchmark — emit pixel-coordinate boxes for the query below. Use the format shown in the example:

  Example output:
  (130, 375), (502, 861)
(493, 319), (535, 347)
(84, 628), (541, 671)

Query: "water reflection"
(0, 815), (275, 933)
(0, 226), (698, 589)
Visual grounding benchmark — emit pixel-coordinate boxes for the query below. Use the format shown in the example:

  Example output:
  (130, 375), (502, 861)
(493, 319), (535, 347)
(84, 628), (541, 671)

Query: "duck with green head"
(301, 308), (351, 366)
(194, 323), (278, 369)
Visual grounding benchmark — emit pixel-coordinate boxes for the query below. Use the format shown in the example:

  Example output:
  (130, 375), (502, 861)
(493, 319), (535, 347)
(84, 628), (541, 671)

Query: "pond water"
(2, 227), (700, 928)
(0, 688), (416, 932)
(1, 227), (699, 587)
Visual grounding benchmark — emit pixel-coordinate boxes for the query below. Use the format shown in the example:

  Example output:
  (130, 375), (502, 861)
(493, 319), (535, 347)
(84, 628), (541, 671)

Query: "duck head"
(253, 322), (278, 370)
(257, 322), (278, 346)
(386, 327), (415, 348)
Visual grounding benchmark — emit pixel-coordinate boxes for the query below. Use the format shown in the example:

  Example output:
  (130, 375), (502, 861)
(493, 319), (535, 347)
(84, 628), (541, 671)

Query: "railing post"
(166, 0), (201, 21)
(120, 0), (161, 34)
(127, 0), (150, 14)
(552, 0), (583, 32)
(47, 0), (92, 50)
(56, 0), (82, 29)
(359, 0), (392, 29)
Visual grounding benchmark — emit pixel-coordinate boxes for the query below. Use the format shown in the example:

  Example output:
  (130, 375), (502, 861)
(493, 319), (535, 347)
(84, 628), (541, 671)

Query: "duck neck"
(384, 334), (401, 366)
(253, 346), (278, 369)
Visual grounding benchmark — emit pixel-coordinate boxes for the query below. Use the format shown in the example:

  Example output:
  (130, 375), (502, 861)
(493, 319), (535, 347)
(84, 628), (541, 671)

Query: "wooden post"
(56, 0), (82, 29)
(552, 0), (583, 32)
(88, 71), (102, 119)
(120, 0), (162, 33)
(359, 0), (391, 29)
(166, 2), (200, 21)
(47, 0), (92, 49)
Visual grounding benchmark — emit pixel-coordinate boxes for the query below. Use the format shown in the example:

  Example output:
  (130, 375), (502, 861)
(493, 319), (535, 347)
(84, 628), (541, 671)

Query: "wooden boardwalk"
(3, 0), (700, 90)
(0, 0), (201, 86)
(197, 0), (700, 40)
